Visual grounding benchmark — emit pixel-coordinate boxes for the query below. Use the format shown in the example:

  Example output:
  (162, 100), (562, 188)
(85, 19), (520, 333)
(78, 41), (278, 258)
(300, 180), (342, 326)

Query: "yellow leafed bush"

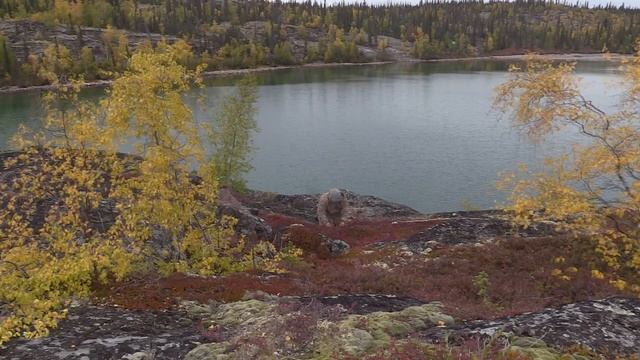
(0, 43), (296, 344)
(495, 51), (640, 294)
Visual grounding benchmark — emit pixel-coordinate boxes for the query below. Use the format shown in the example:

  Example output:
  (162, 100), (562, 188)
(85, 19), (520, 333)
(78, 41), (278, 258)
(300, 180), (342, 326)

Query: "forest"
(2, 0), (640, 87)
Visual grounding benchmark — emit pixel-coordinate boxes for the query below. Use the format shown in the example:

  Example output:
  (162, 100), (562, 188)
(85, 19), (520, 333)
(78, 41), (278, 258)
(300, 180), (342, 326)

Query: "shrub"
(273, 41), (297, 65)
(495, 51), (640, 295)
(217, 40), (268, 68)
(0, 44), (295, 344)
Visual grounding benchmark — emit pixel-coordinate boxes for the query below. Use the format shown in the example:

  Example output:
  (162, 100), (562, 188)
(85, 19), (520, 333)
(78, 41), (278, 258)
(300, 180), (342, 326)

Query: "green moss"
(181, 300), (216, 317)
(507, 337), (596, 360)
(214, 299), (276, 327)
(182, 298), (277, 329)
(313, 302), (454, 357)
(366, 316), (413, 339)
(509, 346), (560, 360)
(185, 342), (231, 360)
(338, 328), (376, 355)
(510, 337), (548, 348)
(183, 298), (457, 360)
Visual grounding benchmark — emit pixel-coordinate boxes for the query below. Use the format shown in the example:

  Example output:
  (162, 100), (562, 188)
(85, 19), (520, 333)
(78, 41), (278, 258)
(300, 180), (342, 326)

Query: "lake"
(0, 60), (625, 213)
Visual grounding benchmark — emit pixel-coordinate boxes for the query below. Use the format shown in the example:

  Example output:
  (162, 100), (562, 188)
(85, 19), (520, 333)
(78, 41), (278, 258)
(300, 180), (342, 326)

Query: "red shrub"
(97, 232), (627, 322)
(262, 213), (312, 232)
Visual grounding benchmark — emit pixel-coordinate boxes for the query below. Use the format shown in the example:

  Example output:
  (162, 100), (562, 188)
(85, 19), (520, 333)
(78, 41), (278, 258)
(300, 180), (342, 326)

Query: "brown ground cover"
(95, 213), (627, 320)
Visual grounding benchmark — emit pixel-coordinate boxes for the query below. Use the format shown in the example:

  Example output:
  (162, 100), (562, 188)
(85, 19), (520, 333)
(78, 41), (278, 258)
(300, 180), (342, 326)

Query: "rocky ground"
(1, 185), (639, 359)
(424, 297), (640, 355)
(2, 292), (639, 359)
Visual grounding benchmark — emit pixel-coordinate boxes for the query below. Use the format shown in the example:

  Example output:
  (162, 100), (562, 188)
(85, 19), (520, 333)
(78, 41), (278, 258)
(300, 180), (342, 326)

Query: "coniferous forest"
(1, 0), (640, 87)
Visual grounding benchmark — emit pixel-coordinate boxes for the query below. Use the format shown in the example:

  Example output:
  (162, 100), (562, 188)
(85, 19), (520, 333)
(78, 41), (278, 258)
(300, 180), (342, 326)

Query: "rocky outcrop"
(239, 189), (421, 223)
(0, 294), (430, 359)
(239, 21), (324, 63)
(4, 296), (640, 359)
(217, 188), (273, 241)
(0, 152), (272, 245)
(181, 295), (453, 359)
(388, 210), (559, 253)
(0, 20), (182, 63)
(0, 19), (397, 67)
(423, 297), (640, 356)
(0, 303), (203, 360)
(292, 294), (424, 315)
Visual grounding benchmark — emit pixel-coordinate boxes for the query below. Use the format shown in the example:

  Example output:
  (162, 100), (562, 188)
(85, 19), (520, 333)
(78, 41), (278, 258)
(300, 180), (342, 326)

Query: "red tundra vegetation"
(96, 214), (626, 320)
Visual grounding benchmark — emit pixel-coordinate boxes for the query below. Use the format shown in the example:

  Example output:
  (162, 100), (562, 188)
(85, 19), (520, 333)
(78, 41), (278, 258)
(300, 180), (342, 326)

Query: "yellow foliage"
(101, 26), (130, 72)
(0, 148), (137, 343)
(495, 51), (640, 295)
(591, 269), (605, 279)
(39, 42), (74, 82)
(0, 43), (298, 344)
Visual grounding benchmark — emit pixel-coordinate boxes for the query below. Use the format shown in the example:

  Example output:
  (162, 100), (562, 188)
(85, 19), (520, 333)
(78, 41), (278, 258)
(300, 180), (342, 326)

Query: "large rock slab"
(0, 20), (182, 65)
(0, 304), (203, 360)
(0, 295), (426, 359)
(363, 210), (559, 253)
(239, 189), (421, 223)
(424, 297), (640, 356)
(401, 210), (558, 252)
(3, 296), (640, 358)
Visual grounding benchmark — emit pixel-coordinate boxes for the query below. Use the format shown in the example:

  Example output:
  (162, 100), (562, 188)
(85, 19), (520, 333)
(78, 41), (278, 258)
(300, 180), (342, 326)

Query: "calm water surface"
(0, 60), (625, 213)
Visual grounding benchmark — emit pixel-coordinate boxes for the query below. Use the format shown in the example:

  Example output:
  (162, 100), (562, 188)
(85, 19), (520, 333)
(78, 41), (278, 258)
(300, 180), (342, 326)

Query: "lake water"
(0, 60), (625, 213)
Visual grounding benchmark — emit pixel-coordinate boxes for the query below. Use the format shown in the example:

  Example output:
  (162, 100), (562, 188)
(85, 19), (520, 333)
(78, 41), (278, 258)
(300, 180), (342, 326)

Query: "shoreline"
(0, 61), (395, 95)
(426, 52), (630, 63)
(0, 53), (627, 95)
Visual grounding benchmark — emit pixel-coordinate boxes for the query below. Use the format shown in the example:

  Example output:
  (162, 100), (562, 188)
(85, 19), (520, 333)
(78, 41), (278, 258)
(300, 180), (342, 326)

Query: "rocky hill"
(0, 19), (412, 67)
(0, 20), (183, 63)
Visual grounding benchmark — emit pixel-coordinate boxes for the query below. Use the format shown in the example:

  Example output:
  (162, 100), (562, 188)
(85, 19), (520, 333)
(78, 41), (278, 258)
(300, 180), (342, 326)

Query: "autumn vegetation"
(209, 76), (258, 191)
(0, 43), (299, 344)
(2, 0), (640, 87)
(0, 2), (640, 358)
(1, 43), (639, 357)
(495, 50), (640, 296)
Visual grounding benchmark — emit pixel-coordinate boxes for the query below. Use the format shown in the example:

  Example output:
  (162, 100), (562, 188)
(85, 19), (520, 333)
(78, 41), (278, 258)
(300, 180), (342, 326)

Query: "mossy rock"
(365, 316), (414, 339)
(337, 328), (376, 355)
(183, 298), (455, 360)
(181, 300), (218, 317)
(508, 337), (594, 360)
(185, 342), (231, 360)
(213, 299), (277, 327)
(511, 337), (548, 348)
(315, 303), (454, 357)
(393, 303), (454, 327)
(183, 298), (277, 329)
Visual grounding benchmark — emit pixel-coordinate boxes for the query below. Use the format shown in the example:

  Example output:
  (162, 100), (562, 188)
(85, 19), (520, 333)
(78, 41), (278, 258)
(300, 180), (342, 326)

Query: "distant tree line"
(2, 0), (640, 86)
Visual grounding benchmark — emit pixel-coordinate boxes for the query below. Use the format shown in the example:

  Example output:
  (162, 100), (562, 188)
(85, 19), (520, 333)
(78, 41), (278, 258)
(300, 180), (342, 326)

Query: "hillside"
(1, 183), (638, 358)
(2, 0), (640, 88)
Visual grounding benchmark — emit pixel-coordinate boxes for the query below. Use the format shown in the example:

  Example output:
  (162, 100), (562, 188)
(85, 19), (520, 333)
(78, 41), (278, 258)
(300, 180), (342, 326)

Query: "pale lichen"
(182, 298), (454, 359)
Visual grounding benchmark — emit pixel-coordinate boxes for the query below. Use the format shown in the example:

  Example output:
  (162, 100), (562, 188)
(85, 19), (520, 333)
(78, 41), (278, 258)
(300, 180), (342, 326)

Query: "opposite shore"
(0, 52), (629, 95)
